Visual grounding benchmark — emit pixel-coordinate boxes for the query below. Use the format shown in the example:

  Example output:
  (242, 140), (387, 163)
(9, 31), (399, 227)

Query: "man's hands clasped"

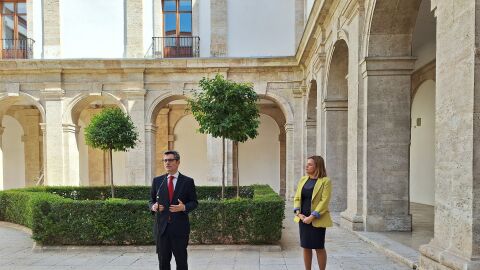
(151, 199), (186, 212)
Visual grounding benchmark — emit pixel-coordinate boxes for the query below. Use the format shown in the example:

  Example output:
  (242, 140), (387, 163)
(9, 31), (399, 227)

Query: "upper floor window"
(1, 0), (26, 40)
(0, 0), (33, 59)
(163, 0), (192, 37)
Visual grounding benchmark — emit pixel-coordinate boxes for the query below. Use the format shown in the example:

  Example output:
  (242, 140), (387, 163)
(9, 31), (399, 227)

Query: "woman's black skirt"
(299, 222), (326, 249)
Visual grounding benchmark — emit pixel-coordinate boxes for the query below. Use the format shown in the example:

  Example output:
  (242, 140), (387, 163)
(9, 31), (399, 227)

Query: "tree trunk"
(109, 149), (115, 198)
(235, 141), (240, 198)
(221, 137), (225, 199)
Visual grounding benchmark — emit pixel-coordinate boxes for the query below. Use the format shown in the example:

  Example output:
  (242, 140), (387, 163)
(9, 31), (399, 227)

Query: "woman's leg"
(303, 248), (313, 270)
(315, 248), (327, 270)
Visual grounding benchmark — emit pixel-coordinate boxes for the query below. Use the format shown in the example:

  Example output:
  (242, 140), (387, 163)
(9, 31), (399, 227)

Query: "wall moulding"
(322, 98), (347, 111)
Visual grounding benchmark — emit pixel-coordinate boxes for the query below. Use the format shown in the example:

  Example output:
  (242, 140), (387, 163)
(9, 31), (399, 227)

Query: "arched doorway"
(68, 95), (127, 186)
(323, 40), (348, 212)
(0, 95), (44, 190)
(236, 98), (287, 196)
(152, 97), (208, 183)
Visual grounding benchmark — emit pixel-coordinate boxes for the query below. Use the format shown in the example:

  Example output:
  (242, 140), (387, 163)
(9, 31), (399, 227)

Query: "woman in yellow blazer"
(293, 155), (332, 270)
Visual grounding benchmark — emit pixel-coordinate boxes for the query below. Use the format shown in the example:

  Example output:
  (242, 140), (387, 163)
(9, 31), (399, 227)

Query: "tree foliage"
(188, 74), (260, 143)
(188, 74), (260, 198)
(84, 107), (139, 152)
(84, 107), (139, 197)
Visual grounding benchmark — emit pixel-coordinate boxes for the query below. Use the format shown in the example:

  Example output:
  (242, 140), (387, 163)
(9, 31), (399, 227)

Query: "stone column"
(295, 0), (306, 48)
(0, 126), (4, 190)
(285, 88), (305, 199)
(145, 124), (157, 184)
(153, 0), (163, 37)
(419, 1), (480, 269)
(305, 119), (316, 157)
(210, 0), (227, 57)
(279, 130), (286, 197)
(125, 0), (144, 58)
(42, 0), (60, 58)
(360, 57), (414, 231)
(207, 135), (233, 186)
(123, 89), (147, 185)
(41, 85), (64, 185)
(18, 109), (41, 186)
(62, 124), (80, 186)
(322, 99), (348, 212)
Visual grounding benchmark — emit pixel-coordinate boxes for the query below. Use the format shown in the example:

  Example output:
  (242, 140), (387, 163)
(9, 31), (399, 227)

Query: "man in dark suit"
(149, 150), (198, 270)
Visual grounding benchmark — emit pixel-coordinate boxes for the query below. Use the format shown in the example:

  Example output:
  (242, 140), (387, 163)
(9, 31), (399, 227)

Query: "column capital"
(41, 83), (64, 100)
(145, 124), (157, 133)
(62, 123), (79, 134)
(361, 57), (416, 77)
(305, 119), (316, 127)
(322, 98), (348, 111)
(293, 86), (307, 98)
(284, 123), (294, 132)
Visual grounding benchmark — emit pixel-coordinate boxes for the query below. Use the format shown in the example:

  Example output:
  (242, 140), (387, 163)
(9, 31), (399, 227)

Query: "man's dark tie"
(168, 175), (174, 202)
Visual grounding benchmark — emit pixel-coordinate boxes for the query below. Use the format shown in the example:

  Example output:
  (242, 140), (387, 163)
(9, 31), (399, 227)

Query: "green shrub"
(0, 185), (284, 245)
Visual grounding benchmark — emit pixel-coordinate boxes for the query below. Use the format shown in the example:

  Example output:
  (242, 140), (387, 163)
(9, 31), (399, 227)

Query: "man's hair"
(164, 150), (180, 161)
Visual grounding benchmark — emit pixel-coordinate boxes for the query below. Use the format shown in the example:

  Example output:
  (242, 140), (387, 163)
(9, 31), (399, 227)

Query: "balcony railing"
(152, 36), (200, 58)
(1, 38), (34, 59)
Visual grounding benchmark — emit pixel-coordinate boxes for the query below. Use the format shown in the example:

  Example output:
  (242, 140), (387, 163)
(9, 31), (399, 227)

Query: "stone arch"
(0, 94), (44, 189)
(148, 94), (190, 176)
(364, 0), (423, 57)
(0, 93), (46, 123)
(64, 92), (125, 125)
(146, 92), (190, 126)
(322, 39), (349, 212)
(260, 92), (294, 125)
(63, 93), (127, 187)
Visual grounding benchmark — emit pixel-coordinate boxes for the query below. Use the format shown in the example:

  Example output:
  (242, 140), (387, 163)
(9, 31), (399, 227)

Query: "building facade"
(0, 0), (479, 269)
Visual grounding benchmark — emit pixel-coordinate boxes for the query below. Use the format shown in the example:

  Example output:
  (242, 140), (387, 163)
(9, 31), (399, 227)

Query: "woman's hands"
(297, 213), (315, 224)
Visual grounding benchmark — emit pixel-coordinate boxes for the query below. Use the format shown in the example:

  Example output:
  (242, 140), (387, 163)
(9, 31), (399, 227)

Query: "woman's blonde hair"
(308, 155), (327, 179)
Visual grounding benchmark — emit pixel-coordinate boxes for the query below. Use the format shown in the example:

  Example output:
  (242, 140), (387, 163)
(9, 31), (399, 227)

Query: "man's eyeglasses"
(162, 158), (178, 163)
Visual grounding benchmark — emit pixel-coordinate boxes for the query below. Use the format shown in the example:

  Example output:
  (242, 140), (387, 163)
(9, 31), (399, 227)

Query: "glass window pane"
(163, 0), (176, 12)
(2, 3), (14, 14)
(2, 15), (14, 42)
(17, 3), (26, 14)
(179, 0), (191, 11)
(18, 15), (27, 38)
(164, 13), (177, 35)
(179, 13), (191, 34)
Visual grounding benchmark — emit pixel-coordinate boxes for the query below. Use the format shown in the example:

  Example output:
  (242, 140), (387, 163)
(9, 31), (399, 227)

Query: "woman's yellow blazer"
(293, 176), (333, 228)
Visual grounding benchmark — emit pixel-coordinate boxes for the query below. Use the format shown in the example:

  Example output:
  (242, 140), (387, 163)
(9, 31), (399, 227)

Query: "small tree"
(84, 107), (139, 198)
(188, 74), (260, 198)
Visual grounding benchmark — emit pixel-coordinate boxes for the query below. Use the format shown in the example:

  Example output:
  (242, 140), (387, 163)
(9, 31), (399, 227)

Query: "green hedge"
(0, 185), (284, 245)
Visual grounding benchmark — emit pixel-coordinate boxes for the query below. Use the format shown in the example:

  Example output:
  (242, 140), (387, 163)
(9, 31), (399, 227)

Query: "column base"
(364, 214), (412, 232)
(420, 242), (480, 270)
(340, 211), (364, 231)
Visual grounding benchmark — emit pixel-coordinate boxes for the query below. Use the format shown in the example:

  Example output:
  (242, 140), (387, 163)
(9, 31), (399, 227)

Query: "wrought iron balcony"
(0, 38), (34, 59)
(151, 36), (200, 58)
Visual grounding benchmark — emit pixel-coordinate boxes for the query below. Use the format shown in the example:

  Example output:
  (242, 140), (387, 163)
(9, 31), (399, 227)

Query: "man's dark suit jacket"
(149, 173), (198, 253)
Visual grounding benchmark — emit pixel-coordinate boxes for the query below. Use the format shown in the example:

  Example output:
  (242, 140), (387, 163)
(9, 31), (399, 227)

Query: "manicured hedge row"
(0, 185), (284, 245)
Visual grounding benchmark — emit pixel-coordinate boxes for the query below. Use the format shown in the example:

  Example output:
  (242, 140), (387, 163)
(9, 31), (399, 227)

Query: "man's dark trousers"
(157, 224), (189, 270)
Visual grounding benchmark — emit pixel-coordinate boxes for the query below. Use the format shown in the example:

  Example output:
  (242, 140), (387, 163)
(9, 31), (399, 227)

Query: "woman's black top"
(301, 178), (317, 216)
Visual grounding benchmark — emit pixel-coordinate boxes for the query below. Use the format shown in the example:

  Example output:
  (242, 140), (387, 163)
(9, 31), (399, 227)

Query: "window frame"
(162, 0), (192, 37)
(0, 0), (27, 53)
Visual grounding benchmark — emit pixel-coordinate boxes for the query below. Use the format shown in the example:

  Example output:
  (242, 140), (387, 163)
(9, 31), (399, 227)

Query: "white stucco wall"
(199, 0), (211, 57)
(143, 0), (154, 55)
(33, 0), (43, 58)
(410, 80), (435, 206)
(227, 0), (295, 57)
(2, 116), (25, 190)
(238, 114), (280, 192)
(174, 114), (208, 185)
(60, 0), (124, 58)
